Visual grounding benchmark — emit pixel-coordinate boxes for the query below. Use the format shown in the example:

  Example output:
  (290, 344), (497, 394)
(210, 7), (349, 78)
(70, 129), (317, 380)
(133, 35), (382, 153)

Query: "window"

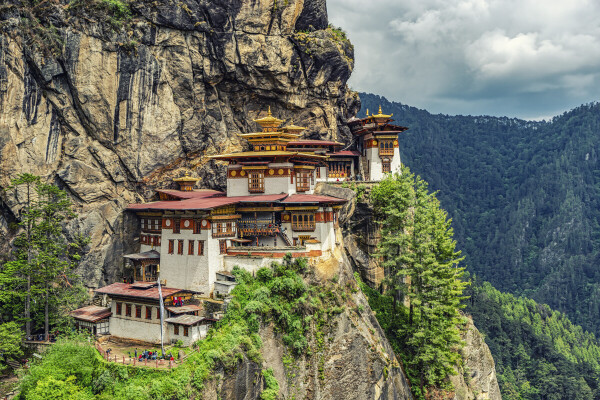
(135, 305), (142, 318)
(183, 326), (189, 337)
(174, 325), (179, 335)
(316, 167), (321, 178)
(212, 222), (236, 237)
(168, 239), (174, 254)
(198, 240), (205, 256)
(116, 302), (122, 315)
(156, 307), (160, 319)
(193, 219), (202, 234)
(382, 160), (391, 174)
(188, 240), (194, 255)
(292, 213), (315, 231)
(379, 140), (394, 155)
(178, 240), (184, 255)
(173, 218), (180, 234)
(125, 304), (131, 317)
(141, 219), (145, 230)
(146, 306), (152, 320)
(219, 240), (227, 254)
(295, 170), (310, 192)
(248, 171), (265, 193)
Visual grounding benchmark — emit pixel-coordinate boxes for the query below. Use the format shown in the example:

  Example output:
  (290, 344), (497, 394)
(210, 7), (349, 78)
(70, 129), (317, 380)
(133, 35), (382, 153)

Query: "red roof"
(282, 194), (346, 204)
(127, 193), (289, 211)
(328, 150), (361, 157)
(95, 282), (189, 300)
(70, 306), (112, 323)
(287, 140), (343, 147)
(156, 189), (225, 200)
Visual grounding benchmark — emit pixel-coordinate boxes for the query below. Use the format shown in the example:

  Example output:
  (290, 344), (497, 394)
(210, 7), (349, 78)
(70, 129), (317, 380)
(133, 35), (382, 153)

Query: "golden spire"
(371, 105), (392, 119)
(366, 108), (369, 116)
(283, 119), (306, 133)
(253, 107), (284, 130)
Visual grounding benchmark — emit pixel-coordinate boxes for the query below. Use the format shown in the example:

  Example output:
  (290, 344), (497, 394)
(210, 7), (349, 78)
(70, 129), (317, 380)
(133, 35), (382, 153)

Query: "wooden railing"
(292, 222), (315, 232)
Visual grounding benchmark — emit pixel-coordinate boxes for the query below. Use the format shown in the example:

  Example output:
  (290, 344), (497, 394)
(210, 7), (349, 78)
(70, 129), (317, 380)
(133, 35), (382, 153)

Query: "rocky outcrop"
(0, 0), (358, 287)
(202, 251), (413, 400)
(451, 317), (502, 400)
(323, 182), (503, 399)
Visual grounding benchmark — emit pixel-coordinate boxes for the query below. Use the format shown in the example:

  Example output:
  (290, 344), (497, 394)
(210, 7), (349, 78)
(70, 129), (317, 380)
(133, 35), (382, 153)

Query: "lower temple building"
(73, 107), (407, 345)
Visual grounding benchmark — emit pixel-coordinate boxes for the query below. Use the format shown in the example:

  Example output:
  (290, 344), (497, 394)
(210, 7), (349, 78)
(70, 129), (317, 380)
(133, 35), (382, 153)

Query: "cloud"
(327, 0), (600, 119)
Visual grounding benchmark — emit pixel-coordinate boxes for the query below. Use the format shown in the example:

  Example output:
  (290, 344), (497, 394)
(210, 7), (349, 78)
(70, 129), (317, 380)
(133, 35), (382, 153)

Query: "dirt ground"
(96, 337), (189, 369)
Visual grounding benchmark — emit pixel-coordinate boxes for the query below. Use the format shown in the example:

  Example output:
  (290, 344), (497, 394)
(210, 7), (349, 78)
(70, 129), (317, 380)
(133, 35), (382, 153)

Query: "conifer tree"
(371, 168), (468, 395)
(0, 174), (87, 339)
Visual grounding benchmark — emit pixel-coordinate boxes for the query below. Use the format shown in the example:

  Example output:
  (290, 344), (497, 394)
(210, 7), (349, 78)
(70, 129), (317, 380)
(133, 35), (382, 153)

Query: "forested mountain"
(360, 93), (600, 338)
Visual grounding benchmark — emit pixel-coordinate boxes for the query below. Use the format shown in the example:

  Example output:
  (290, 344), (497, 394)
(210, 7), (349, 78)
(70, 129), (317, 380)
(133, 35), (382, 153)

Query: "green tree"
(0, 321), (24, 374)
(371, 168), (468, 396)
(0, 174), (87, 339)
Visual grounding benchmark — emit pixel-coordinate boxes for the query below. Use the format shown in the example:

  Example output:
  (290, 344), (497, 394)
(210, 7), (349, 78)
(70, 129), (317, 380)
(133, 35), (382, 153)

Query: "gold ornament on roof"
(283, 119), (306, 133)
(253, 106), (284, 130)
(370, 105), (393, 119)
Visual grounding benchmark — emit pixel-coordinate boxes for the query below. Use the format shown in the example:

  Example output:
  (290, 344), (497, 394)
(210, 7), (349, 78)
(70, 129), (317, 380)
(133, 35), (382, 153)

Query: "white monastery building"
(74, 106), (406, 345)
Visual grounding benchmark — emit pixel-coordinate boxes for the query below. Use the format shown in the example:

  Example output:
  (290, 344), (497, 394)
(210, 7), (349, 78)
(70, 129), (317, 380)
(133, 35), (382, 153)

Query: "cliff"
(0, 0), (358, 286)
(201, 252), (414, 400)
(315, 183), (502, 399)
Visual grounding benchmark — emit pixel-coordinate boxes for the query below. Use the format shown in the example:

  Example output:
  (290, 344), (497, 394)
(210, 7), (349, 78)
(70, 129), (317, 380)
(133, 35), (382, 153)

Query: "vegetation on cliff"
(366, 169), (469, 399)
(14, 256), (355, 399)
(0, 174), (87, 372)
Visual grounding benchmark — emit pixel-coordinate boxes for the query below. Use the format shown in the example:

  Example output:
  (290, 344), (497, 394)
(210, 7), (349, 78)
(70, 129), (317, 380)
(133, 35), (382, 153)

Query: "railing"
(378, 148), (394, 156)
(212, 230), (236, 238)
(292, 222), (315, 232)
(238, 220), (279, 236)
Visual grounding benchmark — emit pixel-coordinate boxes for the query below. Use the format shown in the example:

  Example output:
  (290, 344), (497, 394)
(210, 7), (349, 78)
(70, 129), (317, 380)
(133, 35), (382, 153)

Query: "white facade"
(227, 163), (317, 196)
(365, 146), (401, 181)
(108, 301), (164, 344)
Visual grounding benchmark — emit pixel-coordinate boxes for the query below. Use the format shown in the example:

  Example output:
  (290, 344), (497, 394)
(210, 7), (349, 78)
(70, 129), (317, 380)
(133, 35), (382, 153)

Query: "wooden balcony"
(292, 222), (315, 232)
(378, 149), (394, 156)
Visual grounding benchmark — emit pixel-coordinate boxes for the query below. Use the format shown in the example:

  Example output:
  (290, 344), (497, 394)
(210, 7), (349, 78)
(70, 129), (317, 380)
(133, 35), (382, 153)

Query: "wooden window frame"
(145, 306), (152, 320)
(116, 302), (122, 315)
(178, 240), (184, 255)
(125, 304), (131, 317)
(291, 213), (315, 232)
(183, 326), (189, 337)
(382, 160), (391, 174)
(168, 239), (174, 254)
(219, 240), (227, 254)
(188, 240), (195, 255)
(198, 240), (205, 256)
(212, 222), (236, 238)
(173, 218), (181, 234)
(248, 170), (265, 193)
(156, 307), (160, 319)
(135, 305), (142, 318)
(174, 325), (179, 335)
(193, 219), (202, 234)
(295, 170), (310, 192)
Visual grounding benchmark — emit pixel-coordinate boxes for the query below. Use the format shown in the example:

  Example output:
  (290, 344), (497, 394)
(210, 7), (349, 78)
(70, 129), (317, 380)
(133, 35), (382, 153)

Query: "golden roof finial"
(371, 105), (392, 119)
(253, 107), (284, 129)
(366, 108), (369, 116)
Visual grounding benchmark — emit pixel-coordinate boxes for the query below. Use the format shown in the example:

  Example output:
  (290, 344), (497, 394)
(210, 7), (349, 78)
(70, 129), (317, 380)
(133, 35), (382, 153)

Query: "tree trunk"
(25, 274), (31, 338)
(44, 284), (49, 341)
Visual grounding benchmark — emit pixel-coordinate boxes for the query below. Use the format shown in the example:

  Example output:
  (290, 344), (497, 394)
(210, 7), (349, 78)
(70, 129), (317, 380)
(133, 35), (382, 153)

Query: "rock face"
(0, 0), (358, 287)
(203, 252), (413, 400)
(325, 182), (503, 399)
(451, 317), (502, 400)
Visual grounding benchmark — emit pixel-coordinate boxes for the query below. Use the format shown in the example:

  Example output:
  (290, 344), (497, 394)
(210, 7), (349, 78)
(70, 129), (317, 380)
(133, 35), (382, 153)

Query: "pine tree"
(371, 168), (468, 396)
(0, 174), (87, 339)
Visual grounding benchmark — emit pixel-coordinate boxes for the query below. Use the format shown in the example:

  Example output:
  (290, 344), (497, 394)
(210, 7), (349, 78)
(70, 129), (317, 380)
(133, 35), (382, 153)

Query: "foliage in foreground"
(369, 169), (469, 399)
(465, 280), (600, 400)
(17, 256), (345, 399)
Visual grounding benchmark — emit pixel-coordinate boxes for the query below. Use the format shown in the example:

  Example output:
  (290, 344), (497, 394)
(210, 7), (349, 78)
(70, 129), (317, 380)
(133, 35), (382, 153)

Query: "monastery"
(71, 107), (407, 346)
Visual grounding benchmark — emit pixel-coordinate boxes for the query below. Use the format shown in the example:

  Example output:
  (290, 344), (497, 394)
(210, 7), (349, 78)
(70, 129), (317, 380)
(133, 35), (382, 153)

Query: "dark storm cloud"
(327, 0), (600, 119)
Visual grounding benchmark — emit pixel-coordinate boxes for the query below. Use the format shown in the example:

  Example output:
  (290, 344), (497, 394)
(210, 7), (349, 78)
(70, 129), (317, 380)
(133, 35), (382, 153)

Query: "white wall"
(391, 147), (402, 174)
(167, 323), (204, 346)
(366, 147), (384, 181)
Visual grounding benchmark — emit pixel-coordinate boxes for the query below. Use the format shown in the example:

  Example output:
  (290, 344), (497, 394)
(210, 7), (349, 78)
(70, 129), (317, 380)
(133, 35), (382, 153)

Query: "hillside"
(360, 93), (600, 339)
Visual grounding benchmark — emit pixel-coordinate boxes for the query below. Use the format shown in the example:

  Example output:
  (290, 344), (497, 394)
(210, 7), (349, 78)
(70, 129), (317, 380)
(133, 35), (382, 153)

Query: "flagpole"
(157, 265), (165, 357)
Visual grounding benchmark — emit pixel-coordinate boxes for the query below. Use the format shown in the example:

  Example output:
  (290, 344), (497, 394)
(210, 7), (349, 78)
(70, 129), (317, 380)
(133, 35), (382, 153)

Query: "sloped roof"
(70, 306), (112, 323)
(96, 282), (188, 300)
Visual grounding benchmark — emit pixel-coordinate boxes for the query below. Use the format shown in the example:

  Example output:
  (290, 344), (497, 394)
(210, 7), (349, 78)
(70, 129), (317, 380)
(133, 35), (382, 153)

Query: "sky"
(327, 0), (600, 120)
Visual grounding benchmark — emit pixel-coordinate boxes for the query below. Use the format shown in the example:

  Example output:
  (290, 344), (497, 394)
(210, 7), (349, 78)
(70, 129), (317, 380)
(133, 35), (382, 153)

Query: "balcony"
(238, 220), (279, 236)
(292, 222), (315, 232)
(378, 148), (394, 156)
